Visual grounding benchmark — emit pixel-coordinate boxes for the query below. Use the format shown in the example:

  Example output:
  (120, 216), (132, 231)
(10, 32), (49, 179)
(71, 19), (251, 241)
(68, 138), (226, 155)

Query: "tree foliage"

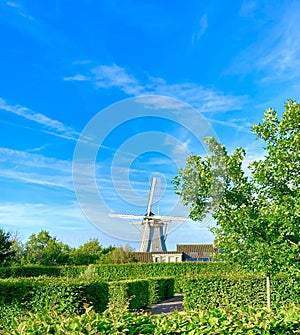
(100, 244), (138, 264)
(0, 229), (15, 265)
(0, 229), (130, 266)
(25, 230), (70, 266)
(173, 100), (300, 274)
(69, 238), (103, 265)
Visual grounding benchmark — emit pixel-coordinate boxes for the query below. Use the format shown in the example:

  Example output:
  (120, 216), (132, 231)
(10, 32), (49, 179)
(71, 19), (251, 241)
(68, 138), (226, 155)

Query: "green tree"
(173, 100), (300, 307)
(69, 238), (103, 265)
(99, 244), (137, 264)
(25, 230), (70, 266)
(0, 228), (15, 265)
(8, 233), (25, 265)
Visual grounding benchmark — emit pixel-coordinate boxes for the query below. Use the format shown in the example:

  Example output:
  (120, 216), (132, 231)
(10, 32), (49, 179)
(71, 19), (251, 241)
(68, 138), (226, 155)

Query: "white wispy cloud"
(0, 201), (90, 238)
(0, 147), (190, 243)
(65, 64), (247, 113)
(0, 98), (80, 140)
(92, 64), (144, 95)
(5, 1), (34, 20)
(228, 1), (300, 82)
(0, 147), (73, 191)
(0, 146), (175, 203)
(207, 117), (252, 133)
(63, 74), (91, 81)
(192, 14), (208, 44)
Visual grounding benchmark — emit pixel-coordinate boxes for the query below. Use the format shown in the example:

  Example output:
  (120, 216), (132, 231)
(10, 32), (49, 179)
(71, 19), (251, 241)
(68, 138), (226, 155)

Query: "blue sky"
(0, 0), (299, 249)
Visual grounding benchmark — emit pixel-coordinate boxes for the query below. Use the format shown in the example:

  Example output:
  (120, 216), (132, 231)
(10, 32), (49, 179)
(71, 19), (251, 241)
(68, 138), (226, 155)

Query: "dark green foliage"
(0, 265), (85, 278)
(182, 274), (300, 310)
(25, 230), (70, 265)
(0, 277), (110, 314)
(0, 262), (233, 279)
(0, 275), (175, 321)
(0, 262), (239, 295)
(0, 228), (15, 265)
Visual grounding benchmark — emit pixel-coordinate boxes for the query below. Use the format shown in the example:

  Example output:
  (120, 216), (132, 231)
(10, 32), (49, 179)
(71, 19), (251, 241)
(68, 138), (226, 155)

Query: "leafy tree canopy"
(173, 100), (300, 274)
(25, 230), (70, 266)
(69, 238), (103, 265)
(0, 228), (15, 265)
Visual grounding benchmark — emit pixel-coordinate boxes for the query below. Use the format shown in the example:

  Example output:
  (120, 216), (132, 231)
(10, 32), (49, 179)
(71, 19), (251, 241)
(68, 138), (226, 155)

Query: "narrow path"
(148, 293), (184, 314)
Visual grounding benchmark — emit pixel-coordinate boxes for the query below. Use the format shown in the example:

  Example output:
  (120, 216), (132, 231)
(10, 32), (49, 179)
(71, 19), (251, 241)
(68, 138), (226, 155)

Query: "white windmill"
(110, 177), (186, 252)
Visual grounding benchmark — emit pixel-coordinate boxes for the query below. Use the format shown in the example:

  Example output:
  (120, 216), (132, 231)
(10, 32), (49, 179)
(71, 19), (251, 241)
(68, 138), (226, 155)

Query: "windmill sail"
(146, 177), (156, 216)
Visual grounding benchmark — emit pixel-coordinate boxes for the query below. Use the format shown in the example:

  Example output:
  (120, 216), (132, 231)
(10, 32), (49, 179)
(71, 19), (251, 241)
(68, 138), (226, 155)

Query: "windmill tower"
(110, 177), (186, 252)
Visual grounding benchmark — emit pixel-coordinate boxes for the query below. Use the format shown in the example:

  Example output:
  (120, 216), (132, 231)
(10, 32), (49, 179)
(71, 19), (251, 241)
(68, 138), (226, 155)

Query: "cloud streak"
(64, 64), (247, 113)
(192, 14), (208, 44)
(0, 147), (73, 191)
(0, 98), (80, 140)
(5, 1), (34, 20)
(228, 1), (300, 82)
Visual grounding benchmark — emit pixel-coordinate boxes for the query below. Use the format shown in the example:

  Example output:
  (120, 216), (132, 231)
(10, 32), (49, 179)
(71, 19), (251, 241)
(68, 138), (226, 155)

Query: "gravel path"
(148, 294), (184, 314)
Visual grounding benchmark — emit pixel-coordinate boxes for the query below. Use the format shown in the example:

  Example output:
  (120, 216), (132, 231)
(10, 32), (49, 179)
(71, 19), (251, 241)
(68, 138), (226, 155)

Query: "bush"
(108, 279), (150, 310)
(0, 262), (234, 279)
(182, 273), (300, 310)
(0, 277), (109, 314)
(0, 265), (85, 278)
(0, 275), (175, 319)
(2, 304), (300, 334)
(148, 277), (174, 305)
(108, 277), (174, 310)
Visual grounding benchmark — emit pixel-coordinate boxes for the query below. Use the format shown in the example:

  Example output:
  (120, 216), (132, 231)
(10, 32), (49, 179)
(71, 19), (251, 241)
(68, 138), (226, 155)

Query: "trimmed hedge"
(148, 277), (174, 304)
(0, 262), (235, 280)
(0, 276), (174, 315)
(109, 279), (150, 310)
(108, 277), (175, 310)
(182, 273), (300, 310)
(0, 277), (109, 313)
(0, 265), (85, 279)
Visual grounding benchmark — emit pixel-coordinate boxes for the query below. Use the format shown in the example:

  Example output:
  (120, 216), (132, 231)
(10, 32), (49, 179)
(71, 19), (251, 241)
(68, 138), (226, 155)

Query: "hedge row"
(0, 276), (174, 314)
(0, 262), (237, 288)
(181, 273), (300, 310)
(109, 277), (174, 310)
(0, 277), (109, 313)
(0, 265), (85, 279)
(3, 305), (300, 335)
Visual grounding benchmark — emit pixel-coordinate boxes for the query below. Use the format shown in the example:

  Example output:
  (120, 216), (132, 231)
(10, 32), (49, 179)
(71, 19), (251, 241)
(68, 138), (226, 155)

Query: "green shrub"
(0, 277), (109, 314)
(108, 279), (150, 310)
(0, 262), (235, 281)
(2, 305), (300, 334)
(148, 277), (174, 305)
(107, 277), (175, 311)
(0, 265), (85, 278)
(0, 275), (174, 322)
(182, 273), (300, 310)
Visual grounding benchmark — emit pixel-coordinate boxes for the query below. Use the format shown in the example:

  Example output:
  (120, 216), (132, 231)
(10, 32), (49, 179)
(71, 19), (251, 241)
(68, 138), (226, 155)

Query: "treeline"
(0, 228), (137, 266)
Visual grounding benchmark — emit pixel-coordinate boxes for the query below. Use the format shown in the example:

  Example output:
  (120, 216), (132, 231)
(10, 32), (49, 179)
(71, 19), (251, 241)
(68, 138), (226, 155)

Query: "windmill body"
(110, 177), (186, 252)
(139, 215), (167, 252)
